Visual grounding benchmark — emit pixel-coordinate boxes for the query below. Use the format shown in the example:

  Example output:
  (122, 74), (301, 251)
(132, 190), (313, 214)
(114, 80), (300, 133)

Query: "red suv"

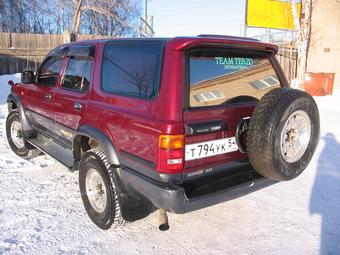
(6, 35), (319, 230)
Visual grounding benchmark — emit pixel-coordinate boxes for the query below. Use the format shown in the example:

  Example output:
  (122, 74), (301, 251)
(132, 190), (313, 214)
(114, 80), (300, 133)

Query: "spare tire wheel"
(247, 88), (320, 181)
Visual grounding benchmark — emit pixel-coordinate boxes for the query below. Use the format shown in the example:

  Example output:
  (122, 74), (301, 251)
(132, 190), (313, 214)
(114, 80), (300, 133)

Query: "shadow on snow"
(309, 133), (340, 255)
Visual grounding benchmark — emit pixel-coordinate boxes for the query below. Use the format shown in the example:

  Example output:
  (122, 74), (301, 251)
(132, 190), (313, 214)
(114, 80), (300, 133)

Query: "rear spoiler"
(169, 37), (278, 54)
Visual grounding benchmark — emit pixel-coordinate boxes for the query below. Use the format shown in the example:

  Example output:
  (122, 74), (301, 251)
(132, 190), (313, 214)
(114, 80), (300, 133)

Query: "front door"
(23, 50), (67, 137)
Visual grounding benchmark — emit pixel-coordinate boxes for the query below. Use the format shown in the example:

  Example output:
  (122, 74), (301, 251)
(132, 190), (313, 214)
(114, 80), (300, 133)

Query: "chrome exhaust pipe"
(158, 208), (169, 231)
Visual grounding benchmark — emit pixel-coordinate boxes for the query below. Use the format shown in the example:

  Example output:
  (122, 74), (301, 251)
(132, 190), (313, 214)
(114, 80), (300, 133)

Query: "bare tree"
(71, 0), (138, 36)
(0, 0), (139, 36)
(291, 0), (312, 86)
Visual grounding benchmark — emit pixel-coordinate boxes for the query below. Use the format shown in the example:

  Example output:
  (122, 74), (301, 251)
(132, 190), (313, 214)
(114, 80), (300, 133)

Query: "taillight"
(157, 135), (184, 173)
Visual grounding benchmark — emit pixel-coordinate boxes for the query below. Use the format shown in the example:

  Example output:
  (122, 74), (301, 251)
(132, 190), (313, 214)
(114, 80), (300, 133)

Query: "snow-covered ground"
(0, 73), (339, 255)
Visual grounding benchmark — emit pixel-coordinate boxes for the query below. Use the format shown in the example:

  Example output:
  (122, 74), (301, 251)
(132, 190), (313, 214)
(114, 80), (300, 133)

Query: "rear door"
(183, 48), (282, 175)
(53, 45), (95, 147)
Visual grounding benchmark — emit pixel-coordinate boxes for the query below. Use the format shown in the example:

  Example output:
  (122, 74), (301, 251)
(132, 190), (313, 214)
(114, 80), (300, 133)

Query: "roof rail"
(197, 34), (260, 42)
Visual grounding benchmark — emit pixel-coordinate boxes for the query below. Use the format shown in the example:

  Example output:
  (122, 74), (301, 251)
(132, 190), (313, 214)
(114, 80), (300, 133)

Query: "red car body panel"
(14, 36), (280, 176)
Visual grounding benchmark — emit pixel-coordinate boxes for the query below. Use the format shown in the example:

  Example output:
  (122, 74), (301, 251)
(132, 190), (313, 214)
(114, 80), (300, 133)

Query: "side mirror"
(21, 71), (35, 84)
(8, 80), (15, 86)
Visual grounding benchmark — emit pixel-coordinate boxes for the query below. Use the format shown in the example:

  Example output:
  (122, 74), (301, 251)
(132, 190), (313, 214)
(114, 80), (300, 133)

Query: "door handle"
(44, 93), (52, 101)
(74, 102), (82, 111)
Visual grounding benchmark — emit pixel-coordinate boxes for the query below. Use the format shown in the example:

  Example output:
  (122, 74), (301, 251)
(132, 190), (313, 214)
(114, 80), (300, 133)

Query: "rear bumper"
(120, 165), (278, 214)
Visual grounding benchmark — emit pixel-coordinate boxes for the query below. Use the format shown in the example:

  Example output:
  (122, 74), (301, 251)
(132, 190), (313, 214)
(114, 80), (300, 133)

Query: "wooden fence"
(0, 32), (112, 75)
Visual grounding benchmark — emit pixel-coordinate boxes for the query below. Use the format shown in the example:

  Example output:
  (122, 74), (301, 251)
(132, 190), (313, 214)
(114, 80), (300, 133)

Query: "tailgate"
(183, 48), (282, 177)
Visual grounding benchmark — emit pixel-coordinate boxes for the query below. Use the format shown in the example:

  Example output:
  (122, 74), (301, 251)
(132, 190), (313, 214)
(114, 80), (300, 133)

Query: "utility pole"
(145, 0), (148, 34)
(139, 0), (154, 37)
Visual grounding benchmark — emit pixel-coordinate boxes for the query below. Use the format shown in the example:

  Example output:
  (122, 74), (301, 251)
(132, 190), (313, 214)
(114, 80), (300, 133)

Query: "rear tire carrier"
(247, 88), (320, 181)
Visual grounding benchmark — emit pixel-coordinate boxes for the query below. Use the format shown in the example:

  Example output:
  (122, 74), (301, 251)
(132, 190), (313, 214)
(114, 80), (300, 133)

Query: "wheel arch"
(7, 93), (36, 138)
(73, 125), (120, 167)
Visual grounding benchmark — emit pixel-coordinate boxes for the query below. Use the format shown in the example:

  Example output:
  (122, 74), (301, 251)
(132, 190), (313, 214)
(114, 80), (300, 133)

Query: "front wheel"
(79, 148), (123, 230)
(6, 110), (40, 159)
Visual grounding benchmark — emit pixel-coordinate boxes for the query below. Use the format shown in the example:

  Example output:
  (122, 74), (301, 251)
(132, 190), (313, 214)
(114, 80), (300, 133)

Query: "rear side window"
(101, 42), (163, 99)
(189, 52), (281, 107)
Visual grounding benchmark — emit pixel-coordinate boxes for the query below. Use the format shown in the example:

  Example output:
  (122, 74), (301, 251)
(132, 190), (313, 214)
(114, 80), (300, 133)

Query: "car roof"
(76, 35), (258, 44)
(73, 35), (278, 53)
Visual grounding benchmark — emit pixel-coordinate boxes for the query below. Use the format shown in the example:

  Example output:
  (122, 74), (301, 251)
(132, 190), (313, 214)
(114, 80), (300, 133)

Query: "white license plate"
(185, 137), (238, 161)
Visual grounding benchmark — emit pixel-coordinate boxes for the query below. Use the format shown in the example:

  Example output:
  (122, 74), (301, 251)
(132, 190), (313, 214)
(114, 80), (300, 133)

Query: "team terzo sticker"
(185, 137), (239, 161)
(214, 57), (254, 70)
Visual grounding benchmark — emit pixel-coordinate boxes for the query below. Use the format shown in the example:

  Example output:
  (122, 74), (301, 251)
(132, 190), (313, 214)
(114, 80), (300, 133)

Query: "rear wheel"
(79, 148), (123, 230)
(247, 88), (320, 181)
(6, 110), (40, 159)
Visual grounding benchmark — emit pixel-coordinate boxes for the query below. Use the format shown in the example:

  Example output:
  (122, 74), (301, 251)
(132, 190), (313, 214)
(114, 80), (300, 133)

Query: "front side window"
(189, 52), (281, 107)
(61, 57), (92, 92)
(101, 42), (163, 99)
(37, 56), (64, 86)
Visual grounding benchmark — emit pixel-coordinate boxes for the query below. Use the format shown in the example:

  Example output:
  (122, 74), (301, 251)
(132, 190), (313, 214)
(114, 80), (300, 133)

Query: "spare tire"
(247, 88), (320, 181)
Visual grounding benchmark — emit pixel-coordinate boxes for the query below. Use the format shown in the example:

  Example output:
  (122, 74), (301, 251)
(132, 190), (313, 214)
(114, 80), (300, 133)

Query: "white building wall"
(307, 0), (340, 89)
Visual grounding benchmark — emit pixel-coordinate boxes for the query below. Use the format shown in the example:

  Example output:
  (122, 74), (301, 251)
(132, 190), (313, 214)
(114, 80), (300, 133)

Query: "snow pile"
(0, 74), (21, 170)
(0, 74), (339, 255)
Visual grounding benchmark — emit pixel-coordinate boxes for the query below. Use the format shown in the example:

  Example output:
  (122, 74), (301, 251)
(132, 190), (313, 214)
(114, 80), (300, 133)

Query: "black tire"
(79, 148), (123, 230)
(6, 110), (40, 159)
(247, 88), (320, 181)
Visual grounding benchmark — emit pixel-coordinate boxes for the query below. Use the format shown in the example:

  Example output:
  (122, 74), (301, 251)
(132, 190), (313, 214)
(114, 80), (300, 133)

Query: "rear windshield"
(102, 42), (163, 99)
(189, 52), (281, 107)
